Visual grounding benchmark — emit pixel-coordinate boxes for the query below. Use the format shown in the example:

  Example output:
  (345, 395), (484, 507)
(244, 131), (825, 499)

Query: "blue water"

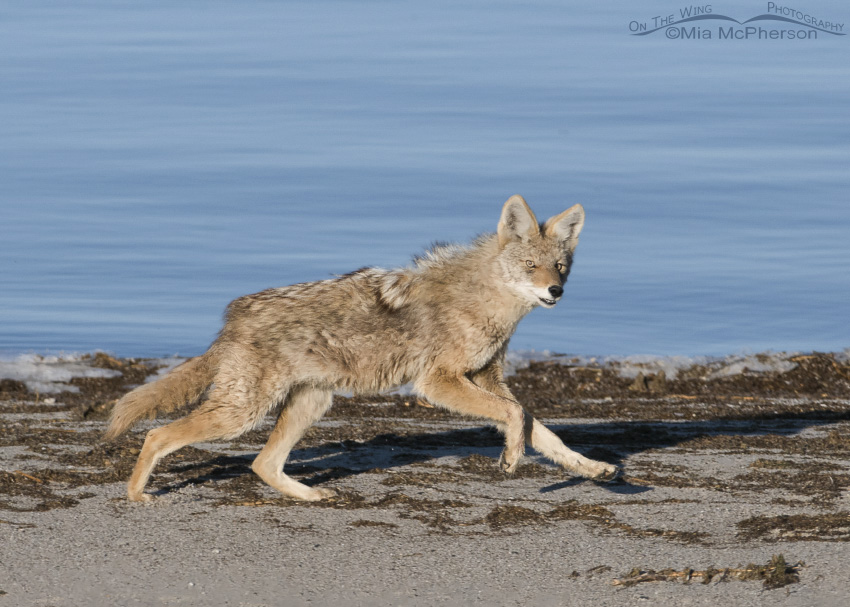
(2, 1), (848, 358)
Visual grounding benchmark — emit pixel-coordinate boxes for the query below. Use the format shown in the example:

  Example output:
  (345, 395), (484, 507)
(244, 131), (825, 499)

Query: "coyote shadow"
(154, 407), (850, 498)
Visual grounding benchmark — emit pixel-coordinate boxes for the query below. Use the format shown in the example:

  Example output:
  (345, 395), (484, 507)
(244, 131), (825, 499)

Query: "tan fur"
(106, 195), (619, 502)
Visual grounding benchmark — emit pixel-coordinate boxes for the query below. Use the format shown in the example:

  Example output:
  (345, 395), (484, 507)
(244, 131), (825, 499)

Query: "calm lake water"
(1, 1), (848, 358)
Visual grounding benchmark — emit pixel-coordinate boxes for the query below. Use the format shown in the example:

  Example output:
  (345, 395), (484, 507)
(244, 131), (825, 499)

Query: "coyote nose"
(548, 285), (563, 298)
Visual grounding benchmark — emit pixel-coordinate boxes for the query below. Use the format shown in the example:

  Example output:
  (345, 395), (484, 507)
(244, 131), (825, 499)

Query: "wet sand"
(2, 352), (850, 606)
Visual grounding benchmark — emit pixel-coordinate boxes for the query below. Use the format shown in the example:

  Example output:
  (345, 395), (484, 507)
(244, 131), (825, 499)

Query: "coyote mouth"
(539, 297), (557, 306)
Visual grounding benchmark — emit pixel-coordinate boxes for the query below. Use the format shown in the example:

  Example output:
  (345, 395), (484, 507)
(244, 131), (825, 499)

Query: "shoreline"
(2, 347), (848, 396)
(2, 351), (850, 605)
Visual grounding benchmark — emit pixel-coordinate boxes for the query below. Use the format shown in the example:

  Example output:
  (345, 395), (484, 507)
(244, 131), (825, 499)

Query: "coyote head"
(496, 195), (585, 308)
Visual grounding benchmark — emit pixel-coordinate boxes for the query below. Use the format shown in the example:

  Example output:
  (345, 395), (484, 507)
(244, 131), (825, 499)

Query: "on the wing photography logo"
(629, 3), (844, 40)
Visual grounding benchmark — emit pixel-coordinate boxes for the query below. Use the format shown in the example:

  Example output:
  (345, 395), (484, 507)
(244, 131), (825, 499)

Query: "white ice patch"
(706, 353), (799, 379)
(0, 353), (122, 394)
(604, 355), (713, 380)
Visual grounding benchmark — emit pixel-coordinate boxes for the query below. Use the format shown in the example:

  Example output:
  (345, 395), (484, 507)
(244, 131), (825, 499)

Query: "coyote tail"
(104, 352), (217, 440)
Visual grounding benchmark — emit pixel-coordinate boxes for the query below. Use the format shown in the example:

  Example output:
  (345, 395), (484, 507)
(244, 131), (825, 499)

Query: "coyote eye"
(555, 262), (565, 273)
(525, 260), (535, 268)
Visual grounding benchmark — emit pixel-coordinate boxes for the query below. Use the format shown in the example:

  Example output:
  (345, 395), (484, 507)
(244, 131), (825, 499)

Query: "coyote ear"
(543, 204), (585, 249)
(497, 195), (540, 248)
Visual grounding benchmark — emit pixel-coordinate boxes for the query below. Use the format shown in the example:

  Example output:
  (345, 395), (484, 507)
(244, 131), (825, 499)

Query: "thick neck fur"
(379, 234), (533, 336)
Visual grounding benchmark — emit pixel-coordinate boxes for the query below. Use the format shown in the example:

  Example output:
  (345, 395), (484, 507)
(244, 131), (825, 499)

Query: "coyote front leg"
(418, 372), (526, 473)
(527, 419), (619, 480)
(470, 360), (619, 481)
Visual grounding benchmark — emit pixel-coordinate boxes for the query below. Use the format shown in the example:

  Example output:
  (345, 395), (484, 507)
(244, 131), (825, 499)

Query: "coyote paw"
(498, 448), (521, 475)
(303, 487), (338, 502)
(591, 463), (621, 483)
(128, 491), (153, 503)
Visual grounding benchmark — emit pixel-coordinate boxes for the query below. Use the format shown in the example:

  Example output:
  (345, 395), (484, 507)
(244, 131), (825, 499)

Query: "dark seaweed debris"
(612, 554), (803, 589)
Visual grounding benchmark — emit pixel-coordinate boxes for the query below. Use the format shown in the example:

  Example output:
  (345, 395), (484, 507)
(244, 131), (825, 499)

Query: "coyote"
(106, 195), (619, 502)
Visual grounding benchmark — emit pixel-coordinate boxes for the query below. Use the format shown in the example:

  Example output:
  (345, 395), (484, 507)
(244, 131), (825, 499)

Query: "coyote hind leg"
(127, 394), (268, 502)
(251, 385), (335, 501)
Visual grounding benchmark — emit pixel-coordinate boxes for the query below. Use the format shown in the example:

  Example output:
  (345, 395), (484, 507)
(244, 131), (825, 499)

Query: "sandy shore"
(2, 352), (850, 606)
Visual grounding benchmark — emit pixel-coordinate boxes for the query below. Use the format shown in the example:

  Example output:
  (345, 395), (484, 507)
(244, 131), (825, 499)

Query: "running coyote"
(107, 195), (619, 501)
